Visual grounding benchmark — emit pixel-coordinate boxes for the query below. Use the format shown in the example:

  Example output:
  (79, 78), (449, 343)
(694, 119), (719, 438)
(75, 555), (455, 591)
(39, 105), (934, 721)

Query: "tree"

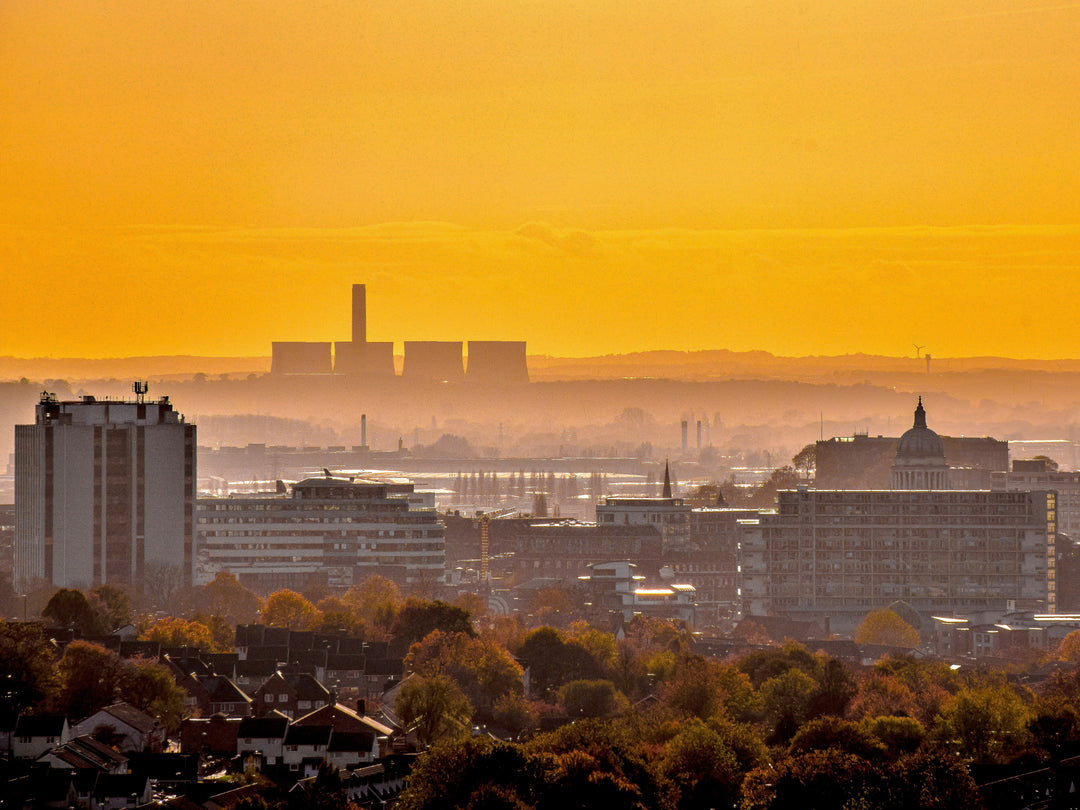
(121, 658), (188, 733)
(934, 682), (1033, 763)
(557, 679), (628, 719)
(854, 609), (921, 649)
(1057, 628), (1080, 661)
(201, 572), (261, 625)
(0, 621), (60, 712)
(659, 719), (743, 810)
(88, 585), (132, 631)
(343, 574), (402, 639)
(42, 588), (104, 634)
(759, 669), (819, 744)
(52, 640), (130, 719)
(792, 443), (816, 478)
(742, 749), (879, 810)
(261, 590), (320, 629)
(140, 616), (214, 649)
(392, 599), (475, 645)
(396, 674), (473, 747)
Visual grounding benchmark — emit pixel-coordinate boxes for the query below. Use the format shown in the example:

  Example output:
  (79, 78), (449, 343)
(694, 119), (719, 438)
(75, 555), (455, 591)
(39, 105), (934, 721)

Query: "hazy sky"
(2, 1), (1078, 358)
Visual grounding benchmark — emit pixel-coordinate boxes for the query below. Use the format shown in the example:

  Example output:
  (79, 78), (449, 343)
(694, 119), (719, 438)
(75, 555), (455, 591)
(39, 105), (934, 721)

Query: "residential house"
(252, 671), (331, 719)
(235, 714), (290, 766)
(71, 703), (165, 753)
(282, 724), (331, 778)
(13, 714), (70, 760)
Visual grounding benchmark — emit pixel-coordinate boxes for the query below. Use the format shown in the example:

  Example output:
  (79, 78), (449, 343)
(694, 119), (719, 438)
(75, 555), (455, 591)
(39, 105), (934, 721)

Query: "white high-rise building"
(14, 389), (196, 592)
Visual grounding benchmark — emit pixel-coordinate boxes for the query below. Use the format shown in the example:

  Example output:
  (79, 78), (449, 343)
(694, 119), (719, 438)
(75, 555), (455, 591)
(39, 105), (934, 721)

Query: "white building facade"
(14, 391), (195, 591)
(196, 477), (444, 592)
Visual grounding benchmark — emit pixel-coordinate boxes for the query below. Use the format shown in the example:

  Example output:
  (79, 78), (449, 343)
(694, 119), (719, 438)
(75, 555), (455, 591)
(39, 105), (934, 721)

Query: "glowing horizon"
(2, 2), (1078, 359)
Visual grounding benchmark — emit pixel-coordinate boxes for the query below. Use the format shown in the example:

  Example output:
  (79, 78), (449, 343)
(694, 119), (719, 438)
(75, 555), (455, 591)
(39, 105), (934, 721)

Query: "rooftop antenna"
(132, 381), (149, 403)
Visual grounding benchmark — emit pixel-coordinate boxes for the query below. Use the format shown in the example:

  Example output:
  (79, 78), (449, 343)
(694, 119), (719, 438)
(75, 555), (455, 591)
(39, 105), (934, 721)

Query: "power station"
(271, 284), (530, 384)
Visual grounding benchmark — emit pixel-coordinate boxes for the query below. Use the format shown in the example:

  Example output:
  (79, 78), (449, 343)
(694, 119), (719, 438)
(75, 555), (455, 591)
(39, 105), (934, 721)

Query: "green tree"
(742, 749), (879, 810)
(557, 679), (628, 719)
(759, 669), (819, 744)
(393, 599), (475, 645)
(43, 588), (104, 634)
(660, 719), (743, 810)
(934, 682), (1033, 763)
(121, 658), (188, 733)
(396, 674), (473, 747)
(854, 609), (921, 648)
(261, 589), (320, 629)
(88, 584), (132, 631)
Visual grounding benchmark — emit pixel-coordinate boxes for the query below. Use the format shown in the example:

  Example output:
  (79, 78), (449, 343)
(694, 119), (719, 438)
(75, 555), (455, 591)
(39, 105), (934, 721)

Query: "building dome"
(895, 397), (945, 462)
(891, 398), (948, 490)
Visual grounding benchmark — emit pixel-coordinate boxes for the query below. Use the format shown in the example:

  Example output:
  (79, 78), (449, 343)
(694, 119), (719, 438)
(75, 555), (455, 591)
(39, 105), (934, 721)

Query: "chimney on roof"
(357, 698), (366, 716)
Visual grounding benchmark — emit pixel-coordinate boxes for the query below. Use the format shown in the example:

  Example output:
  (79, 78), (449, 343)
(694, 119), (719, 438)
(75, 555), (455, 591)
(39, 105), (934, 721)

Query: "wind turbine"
(913, 344), (924, 359)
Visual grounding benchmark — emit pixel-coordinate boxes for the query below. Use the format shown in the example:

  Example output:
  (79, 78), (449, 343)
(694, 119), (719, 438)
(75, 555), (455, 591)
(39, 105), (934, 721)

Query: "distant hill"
(4, 349), (1080, 384)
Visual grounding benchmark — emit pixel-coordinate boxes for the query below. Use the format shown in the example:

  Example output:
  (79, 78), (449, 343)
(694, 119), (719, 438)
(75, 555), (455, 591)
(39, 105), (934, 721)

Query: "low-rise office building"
(197, 476), (444, 592)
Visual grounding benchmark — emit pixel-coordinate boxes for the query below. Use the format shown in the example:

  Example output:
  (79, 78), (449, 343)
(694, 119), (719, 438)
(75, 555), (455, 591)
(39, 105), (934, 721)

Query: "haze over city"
(2, 1), (1079, 359)
(4, 3), (1080, 809)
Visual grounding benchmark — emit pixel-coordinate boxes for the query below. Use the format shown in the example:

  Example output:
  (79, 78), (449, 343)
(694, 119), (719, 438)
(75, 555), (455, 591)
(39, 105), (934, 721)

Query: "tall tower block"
(352, 284), (367, 345)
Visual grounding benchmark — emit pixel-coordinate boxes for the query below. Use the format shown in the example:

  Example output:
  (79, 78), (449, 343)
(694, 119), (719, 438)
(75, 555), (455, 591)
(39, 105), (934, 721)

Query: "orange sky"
(1, 1), (1078, 359)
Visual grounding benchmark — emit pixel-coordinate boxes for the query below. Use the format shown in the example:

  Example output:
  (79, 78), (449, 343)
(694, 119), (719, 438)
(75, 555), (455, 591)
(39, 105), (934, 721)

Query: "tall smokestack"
(361, 414), (367, 448)
(352, 284), (367, 344)
(681, 420), (688, 452)
(696, 420), (702, 449)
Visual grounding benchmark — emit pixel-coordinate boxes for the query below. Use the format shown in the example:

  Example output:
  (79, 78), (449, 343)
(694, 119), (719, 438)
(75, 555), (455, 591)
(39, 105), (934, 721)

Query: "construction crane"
(476, 507), (517, 584)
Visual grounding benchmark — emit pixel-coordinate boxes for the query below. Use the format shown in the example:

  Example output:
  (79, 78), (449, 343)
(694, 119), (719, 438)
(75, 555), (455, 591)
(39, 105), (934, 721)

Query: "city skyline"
(2, 2), (1079, 359)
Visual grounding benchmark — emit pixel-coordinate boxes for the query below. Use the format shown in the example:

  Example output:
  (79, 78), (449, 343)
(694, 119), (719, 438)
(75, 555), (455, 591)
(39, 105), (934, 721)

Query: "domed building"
(891, 397), (948, 490)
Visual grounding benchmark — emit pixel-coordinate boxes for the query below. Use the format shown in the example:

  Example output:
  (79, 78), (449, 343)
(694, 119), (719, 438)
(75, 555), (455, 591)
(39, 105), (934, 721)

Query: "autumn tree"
(396, 674), (473, 747)
(262, 590), (320, 630)
(51, 641), (131, 719)
(1057, 629), (1080, 662)
(140, 616), (214, 649)
(343, 574), (402, 640)
(854, 609), (921, 648)
(0, 621), (60, 712)
(121, 658), (188, 733)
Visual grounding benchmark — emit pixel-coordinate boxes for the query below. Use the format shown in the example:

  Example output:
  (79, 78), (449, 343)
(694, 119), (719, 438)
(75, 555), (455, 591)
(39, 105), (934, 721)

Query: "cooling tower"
(334, 341), (395, 376)
(465, 341), (529, 385)
(402, 341), (464, 382)
(271, 342), (333, 374)
(361, 342), (395, 376)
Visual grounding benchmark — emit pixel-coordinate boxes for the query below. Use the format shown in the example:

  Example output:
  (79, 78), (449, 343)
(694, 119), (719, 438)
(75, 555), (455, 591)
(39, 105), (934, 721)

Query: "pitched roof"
(197, 675), (252, 704)
(15, 714), (67, 737)
(284, 724), (332, 746)
(327, 730), (376, 753)
(294, 703), (394, 737)
(237, 716), (290, 739)
(96, 702), (161, 734)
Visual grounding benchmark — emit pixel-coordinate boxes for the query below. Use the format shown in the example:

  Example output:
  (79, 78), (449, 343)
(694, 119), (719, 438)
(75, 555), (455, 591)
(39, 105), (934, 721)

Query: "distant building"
(595, 462), (691, 552)
(14, 390), (196, 591)
(465, 341), (529, 385)
(196, 476), (445, 592)
(667, 507), (760, 625)
(815, 402), (1008, 490)
(742, 488), (1056, 631)
(578, 561), (696, 627)
(994, 457), (1080, 539)
(271, 342), (333, 375)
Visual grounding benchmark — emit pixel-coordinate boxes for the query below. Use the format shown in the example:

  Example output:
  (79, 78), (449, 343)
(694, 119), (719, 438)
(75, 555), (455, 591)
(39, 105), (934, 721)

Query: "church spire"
(662, 459), (672, 499)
